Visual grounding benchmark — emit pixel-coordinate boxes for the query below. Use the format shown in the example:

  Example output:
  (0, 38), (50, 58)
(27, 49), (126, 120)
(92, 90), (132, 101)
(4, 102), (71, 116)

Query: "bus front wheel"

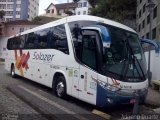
(11, 64), (16, 78)
(55, 76), (66, 99)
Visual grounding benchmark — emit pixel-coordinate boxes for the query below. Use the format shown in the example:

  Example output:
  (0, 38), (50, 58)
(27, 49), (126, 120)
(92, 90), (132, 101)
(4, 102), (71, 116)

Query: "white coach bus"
(5, 15), (149, 107)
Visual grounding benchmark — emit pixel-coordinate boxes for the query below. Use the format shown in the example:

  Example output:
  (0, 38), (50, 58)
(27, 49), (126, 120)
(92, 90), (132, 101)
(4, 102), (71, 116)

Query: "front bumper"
(96, 84), (148, 107)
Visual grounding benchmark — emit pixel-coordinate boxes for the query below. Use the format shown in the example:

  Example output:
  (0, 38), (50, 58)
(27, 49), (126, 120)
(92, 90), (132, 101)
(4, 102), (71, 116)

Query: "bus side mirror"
(100, 27), (111, 48)
(140, 38), (160, 56)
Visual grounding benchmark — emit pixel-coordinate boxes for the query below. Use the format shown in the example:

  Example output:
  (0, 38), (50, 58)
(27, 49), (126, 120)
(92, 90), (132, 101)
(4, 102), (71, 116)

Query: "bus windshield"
(101, 25), (147, 82)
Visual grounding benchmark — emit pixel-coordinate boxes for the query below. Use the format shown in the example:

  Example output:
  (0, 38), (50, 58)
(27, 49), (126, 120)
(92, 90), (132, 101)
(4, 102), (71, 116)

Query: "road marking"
(92, 109), (111, 120)
(18, 85), (88, 120)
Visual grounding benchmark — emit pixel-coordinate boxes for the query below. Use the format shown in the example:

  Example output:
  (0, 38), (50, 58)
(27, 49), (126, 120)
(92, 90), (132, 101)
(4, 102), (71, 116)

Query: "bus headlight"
(97, 80), (120, 92)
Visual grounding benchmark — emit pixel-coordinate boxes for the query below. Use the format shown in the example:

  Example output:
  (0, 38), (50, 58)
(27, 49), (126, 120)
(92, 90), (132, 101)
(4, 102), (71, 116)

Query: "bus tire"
(11, 64), (16, 78)
(55, 76), (67, 99)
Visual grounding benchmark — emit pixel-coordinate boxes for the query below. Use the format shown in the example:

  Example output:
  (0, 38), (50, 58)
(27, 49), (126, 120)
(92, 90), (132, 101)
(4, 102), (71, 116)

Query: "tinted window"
(53, 25), (69, 54)
(68, 21), (97, 59)
(81, 31), (98, 70)
(25, 33), (36, 49)
(7, 24), (69, 54)
(7, 35), (26, 50)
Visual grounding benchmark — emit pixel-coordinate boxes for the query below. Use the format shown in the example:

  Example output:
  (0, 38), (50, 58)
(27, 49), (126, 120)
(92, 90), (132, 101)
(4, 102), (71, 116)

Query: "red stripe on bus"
(17, 54), (25, 69)
(22, 52), (30, 68)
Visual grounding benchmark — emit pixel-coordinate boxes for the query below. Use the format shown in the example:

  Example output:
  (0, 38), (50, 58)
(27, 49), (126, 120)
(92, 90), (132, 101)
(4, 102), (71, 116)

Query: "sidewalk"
(145, 87), (160, 113)
(146, 87), (160, 106)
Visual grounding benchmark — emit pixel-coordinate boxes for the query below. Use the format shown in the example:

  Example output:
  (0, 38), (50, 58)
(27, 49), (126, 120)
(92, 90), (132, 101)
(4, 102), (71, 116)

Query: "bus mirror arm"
(140, 38), (160, 56)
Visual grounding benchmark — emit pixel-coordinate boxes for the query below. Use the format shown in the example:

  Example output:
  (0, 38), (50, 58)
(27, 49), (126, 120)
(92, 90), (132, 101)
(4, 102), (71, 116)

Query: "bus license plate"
(130, 99), (136, 104)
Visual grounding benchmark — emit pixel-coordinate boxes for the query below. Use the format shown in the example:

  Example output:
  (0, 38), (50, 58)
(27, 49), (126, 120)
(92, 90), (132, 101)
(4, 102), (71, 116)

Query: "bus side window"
(81, 35), (97, 70)
(54, 25), (69, 54)
(25, 33), (35, 49)
(7, 39), (13, 50)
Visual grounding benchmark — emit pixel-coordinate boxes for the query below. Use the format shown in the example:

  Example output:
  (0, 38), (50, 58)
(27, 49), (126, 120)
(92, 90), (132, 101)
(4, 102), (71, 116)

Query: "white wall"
(145, 50), (160, 81)
(0, 37), (8, 59)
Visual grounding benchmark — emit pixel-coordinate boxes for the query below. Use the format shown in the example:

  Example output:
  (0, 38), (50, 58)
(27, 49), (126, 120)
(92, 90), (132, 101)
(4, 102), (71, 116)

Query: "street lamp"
(146, 0), (155, 85)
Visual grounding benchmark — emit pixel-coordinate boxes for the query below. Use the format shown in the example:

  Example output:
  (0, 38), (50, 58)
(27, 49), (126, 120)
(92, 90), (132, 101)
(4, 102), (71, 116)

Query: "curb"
(153, 108), (160, 113)
(92, 109), (111, 120)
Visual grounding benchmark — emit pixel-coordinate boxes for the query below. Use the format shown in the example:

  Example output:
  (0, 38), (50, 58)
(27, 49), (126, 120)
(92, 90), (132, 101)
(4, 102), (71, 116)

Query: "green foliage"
(88, 0), (97, 8)
(32, 16), (42, 22)
(0, 10), (5, 18)
(89, 0), (136, 22)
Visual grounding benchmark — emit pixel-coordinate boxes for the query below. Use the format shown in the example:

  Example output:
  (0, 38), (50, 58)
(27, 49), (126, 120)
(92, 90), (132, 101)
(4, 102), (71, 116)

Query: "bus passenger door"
(78, 34), (98, 105)
(71, 68), (79, 98)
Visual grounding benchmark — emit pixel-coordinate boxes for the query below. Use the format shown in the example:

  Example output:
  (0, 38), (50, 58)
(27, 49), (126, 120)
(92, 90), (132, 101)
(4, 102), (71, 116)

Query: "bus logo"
(15, 50), (30, 76)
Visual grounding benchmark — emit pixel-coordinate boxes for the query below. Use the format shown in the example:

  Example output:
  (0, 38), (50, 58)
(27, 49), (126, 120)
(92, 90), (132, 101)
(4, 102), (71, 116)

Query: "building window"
(146, 32), (149, 39)
(140, 0), (142, 3)
(139, 10), (141, 18)
(152, 27), (156, 39)
(138, 24), (141, 32)
(6, 18), (12, 21)
(16, 4), (21, 8)
(0, 0), (6, 2)
(143, 4), (146, 13)
(8, 0), (12, 1)
(47, 10), (50, 13)
(83, 2), (87, 7)
(16, 11), (21, 15)
(7, 4), (13, 9)
(153, 7), (157, 19)
(142, 20), (145, 28)
(52, 9), (54, 13)
(19, 28), (24, 33)
(6, 11), (13, 16)
(83, 11), (86, 15)
(78, 11), (80, 15)
(0, 4), (6, 9)
(147, 14), (150, 24)
(78, 3), (82, 8)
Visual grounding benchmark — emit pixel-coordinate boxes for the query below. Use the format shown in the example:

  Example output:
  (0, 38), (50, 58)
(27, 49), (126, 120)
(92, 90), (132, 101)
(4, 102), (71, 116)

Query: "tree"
(88, 0), (97, 8)
(73, 0), (80, 2)
(0, 10), (5, 20)
(90, 0), (136, 22)
(32, 16), (42, 23)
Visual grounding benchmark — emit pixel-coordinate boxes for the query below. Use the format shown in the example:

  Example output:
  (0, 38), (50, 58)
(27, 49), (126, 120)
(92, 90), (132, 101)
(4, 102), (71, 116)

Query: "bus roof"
(66, 15), (136, 33)
(9, 15), (136, 38)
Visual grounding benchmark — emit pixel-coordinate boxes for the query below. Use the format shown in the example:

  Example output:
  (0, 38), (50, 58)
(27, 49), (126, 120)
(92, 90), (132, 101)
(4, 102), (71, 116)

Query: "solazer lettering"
(33, 52), (54, 62)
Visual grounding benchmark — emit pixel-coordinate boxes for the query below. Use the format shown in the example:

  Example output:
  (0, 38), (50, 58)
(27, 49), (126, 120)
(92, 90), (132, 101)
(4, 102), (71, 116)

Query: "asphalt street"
(0, 64), (159, 120)
(0, 64), (108, 120)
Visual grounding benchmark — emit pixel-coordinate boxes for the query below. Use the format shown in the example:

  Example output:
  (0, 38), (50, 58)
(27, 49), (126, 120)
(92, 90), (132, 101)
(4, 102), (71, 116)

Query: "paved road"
(0, 64), (109, 120)
(0, 64), (159, 120)
(0, 65), (47, 120)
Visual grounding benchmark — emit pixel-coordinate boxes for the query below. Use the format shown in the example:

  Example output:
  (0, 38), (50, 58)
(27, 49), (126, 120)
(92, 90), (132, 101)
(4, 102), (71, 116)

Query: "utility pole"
(146, 0), (155, 85)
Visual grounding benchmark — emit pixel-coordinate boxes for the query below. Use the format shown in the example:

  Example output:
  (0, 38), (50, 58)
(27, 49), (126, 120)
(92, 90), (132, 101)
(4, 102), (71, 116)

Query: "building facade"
(44, 2), (77, 17)
(136, 0), (160, 40)
(75, 0), (91, 15)
(0, 20), (39, 59)
(0, 0), (39, 22)
(44, 0), (91, 17)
